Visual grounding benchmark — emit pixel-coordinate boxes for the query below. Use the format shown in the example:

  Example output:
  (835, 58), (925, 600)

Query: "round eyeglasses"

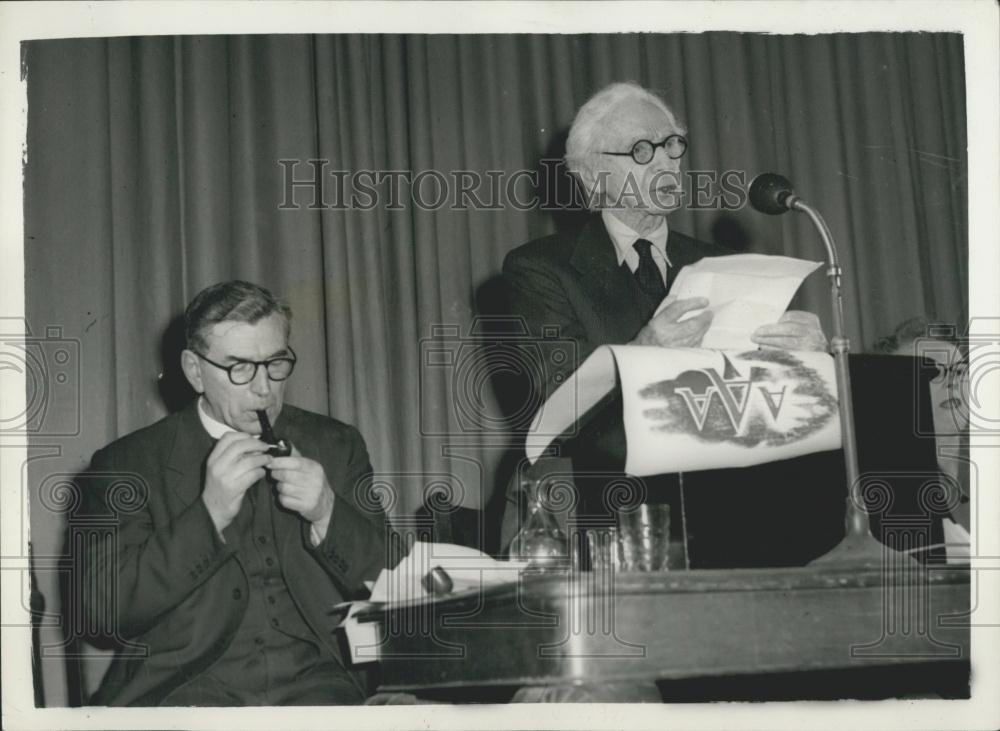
(194, 347), (297, 385)
(927, 357), (968, 385)
(600, 134), (688, 165)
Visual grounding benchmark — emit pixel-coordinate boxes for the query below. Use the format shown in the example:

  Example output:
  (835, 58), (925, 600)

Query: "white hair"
(565, 82), (683, 209)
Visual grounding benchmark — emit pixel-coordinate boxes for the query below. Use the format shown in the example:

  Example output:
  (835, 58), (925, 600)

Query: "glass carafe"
(508, 477), (569, 570)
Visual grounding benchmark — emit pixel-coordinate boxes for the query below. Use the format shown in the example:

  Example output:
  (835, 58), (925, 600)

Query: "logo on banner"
(640, 350), (837, 447)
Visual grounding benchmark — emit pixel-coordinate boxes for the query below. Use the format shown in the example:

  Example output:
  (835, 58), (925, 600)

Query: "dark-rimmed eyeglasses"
(194, 347), (297, 385)
(926, 357), (968, 384)
(600, 134), (688, 165)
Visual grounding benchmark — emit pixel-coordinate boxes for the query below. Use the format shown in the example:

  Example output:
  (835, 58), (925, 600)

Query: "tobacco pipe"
(256, 409), (292, 457)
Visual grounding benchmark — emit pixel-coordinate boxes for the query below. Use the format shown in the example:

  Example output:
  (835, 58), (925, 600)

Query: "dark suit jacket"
(503, 214), (733, 405)
(499, 216), (912, 568)
(499, 215), (733, 552)
(500, 216), (949, 568)
(78, 400), (386, 706)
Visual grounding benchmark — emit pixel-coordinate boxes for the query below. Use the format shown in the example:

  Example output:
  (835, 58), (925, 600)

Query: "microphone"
(748, 172), (798, 215)
(747, 171), (885, 566)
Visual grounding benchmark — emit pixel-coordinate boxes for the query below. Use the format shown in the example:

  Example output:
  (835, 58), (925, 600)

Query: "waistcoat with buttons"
(201, 477), (336, 698)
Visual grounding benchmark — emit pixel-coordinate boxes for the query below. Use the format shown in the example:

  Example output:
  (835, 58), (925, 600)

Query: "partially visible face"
(188, 312), (290, 433)
(895, 338), (968, 433)
(588, 96), (685, 220)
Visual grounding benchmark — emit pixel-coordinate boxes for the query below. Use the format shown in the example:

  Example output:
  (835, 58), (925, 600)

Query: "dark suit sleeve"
(79, 445), (236, 641)
(503, 249), (597, 405)
(308, 425), (387, 595)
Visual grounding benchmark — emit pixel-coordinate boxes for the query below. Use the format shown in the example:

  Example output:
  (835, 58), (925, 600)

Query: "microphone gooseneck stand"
(787, 196), (884, 565)
(750, 173), (898, 566)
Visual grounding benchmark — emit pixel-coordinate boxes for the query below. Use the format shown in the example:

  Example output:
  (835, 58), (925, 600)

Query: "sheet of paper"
(340, 601), (380, 664)
(527, 345), (841, 475)
(942, 518), (971, 564)
(368, 541), (527, 604)
(655, 254), (822, 351)
(339, 542), (528, 664)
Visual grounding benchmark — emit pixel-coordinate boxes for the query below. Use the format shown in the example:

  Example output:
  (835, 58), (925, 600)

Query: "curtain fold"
(25, 31), (969, 510)
(24, 33), (967, 704)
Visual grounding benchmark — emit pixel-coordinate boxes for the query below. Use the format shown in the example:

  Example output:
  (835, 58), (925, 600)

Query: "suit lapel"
(273, 411), (300, 569)
(165, 400), (216, 506)
(667, 229), (711, 271)
(268, 408), (349, 660)
(569, 216), (651, 341)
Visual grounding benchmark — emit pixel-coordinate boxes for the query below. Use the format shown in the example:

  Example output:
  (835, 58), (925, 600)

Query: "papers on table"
(368, 541), (527, 604)
(942, 518), (971, 564)
(657, 254), (823, 351)
(338, 542), (528, 664)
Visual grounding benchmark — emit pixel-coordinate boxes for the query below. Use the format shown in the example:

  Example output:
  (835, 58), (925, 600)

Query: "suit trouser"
(159, 663), (365, 706)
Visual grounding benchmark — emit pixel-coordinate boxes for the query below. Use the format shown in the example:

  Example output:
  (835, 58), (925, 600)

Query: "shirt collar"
(601, 210), (671, 267)
(197, 396), (237, 439)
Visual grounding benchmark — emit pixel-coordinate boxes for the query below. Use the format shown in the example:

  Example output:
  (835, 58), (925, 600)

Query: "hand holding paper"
(634, 297), (713, 348)
(525, 254), (838, 476)
(654, 254), (824, 351)
(752, 310), (829, 352)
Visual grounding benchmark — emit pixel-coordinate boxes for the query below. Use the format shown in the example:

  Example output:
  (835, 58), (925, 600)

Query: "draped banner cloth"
(23, 33), (967, 704)
(526, 345), (841, 475)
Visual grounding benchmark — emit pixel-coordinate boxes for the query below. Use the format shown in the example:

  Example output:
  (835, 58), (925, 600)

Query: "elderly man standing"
(78, 280), (385, 706)
(505, 81), (825, 401)
(501, 83), (828, 568)
(498, 80), (832, 703)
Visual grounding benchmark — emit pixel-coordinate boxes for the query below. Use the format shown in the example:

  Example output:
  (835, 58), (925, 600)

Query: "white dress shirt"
(197, 396), (236, 439)
(601, 210), (673, 285)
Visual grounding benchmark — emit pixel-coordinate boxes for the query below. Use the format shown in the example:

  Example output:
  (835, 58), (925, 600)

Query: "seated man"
(501, 82), (827, 563)
(78, 280), (386, 706)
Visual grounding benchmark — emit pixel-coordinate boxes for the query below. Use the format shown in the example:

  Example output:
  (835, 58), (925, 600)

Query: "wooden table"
(354, 564), (970, 701)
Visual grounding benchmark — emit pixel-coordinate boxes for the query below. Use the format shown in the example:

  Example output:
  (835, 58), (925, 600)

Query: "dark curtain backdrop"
(24, 33), (966, 705)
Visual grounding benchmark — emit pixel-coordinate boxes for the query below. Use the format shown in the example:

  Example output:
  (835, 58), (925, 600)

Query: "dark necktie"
(633, 238), (666, 301)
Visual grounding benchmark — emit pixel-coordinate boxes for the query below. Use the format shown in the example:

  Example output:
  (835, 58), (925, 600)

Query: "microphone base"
(809, 532), (917, 568)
